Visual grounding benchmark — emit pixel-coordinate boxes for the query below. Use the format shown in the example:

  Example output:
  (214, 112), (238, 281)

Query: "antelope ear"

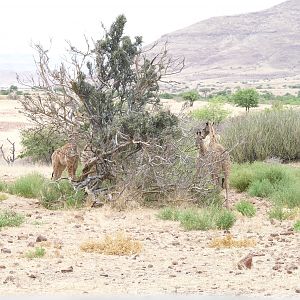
(206, 122), (209, 126)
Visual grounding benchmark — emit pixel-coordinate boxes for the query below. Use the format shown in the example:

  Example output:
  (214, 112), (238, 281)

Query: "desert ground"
(0, 99), (300, 296)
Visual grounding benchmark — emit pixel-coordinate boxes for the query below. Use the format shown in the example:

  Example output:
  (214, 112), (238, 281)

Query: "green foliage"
(158, 206), (236, 231)
(229, 164), (255, 192)
(235, 200), (256, 217)
(181, 90), (200, 103)
(231, 162), (300, 209)
(40, 179), (85, 210)
(8, 173), (45, 198)
(0, 210), (24, 228)
(272, 184), (300, 208)
(25, 247), (46, 259)
(157, 207), (181, 221)
(268, 206), (294, 221)
(190, 101), (230, 123)
(19, 126), (66, 163)
(159, 92), (176, 99)
(233, 88), (259, 112)
(0, 181), (7, 192)
(248, 179), (277, 198)
(215, 210), (236, 230)
(293, 220), (300, 232)
(222, 109), (300, 162)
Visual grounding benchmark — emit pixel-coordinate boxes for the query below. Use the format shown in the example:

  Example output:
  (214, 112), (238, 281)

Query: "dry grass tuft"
(80, 231), (142, 255)
(209, 234), (256, 248)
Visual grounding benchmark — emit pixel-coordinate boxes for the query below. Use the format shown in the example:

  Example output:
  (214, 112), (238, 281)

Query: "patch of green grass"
(231, 162), (300, 209)
(179, 208), (216, 231)
(235, 200), (256, 217)
(25, 247), (46, 259)
(293, 220), (300, 232)
(8, 173), (45, 198)
(248, 178), (276, 198)
(0, 210), (24, 228)
(0, 181), (7, 192)
(215, 210), (236, 230)
(40, 179), (85, 210)
(229, 164), (255, 192)
(268, 206), (295, 221)
(272, 184), (300, 208)
(158, 206), (236, 231)
(0, 193), (8, 201)
(157, 207), (181, 221)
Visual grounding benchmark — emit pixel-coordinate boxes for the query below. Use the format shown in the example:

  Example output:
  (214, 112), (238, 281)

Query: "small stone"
(0, 265), (6, 269)
(148, 264), (153, 268)
(237, 254), (253, 270)
(1, 248), (11, 254)
(61, 266), (73, 273)
(36, 235), (47, 242)
(27, 242), (35, 247)
(295, 289), (300, 293)
(172, 261), (178, 265)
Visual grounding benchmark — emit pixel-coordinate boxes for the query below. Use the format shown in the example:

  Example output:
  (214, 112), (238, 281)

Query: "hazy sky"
(1, 0), (285, 56)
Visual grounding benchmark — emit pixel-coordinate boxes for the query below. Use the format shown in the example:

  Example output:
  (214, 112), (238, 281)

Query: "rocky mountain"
(154, 0), (300, 83)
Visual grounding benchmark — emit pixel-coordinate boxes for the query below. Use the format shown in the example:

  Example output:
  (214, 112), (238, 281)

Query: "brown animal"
(195, 122), (230, 208)
(51, 143), (79, 180)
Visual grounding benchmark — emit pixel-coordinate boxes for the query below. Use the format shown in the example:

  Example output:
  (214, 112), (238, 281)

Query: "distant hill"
(152, 0), (300, 83)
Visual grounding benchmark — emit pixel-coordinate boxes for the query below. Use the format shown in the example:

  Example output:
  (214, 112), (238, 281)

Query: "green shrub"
(19, 125), (66, 163)
(25, 247), (46, 259)
(0, 181), (7, 192)
(268, 206), (294, 221)
(8, 173), (45, 198)
(215, 210), (236, 230)
(222, 109), (300, 163)
(235, 200), (256, 217)
(293, 220), (300, 232)
(272, 184), (300, 208)
(157, 207), (181, 221)
(160, 92), (176, 99)
(248, 179), (276, 198)
(0, 210), (24, 228)
(231, 162), (300, 209)
(162, 206), (236, 231)
(233, 88), (259, 112)
(229, 164), (255, 192)
(40, 179), (85, 210)
(181, 90), (200, 103)
(179, 208), (215, 231)
(191, 101), (230, 123)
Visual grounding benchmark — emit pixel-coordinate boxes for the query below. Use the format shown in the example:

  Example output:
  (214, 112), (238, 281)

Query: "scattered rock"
(148, 264), (153, 268)
(36, 235), (47, 242)
(237, 254), (253, 270)
(295, 289), (300, 293)
(0, 265), (6, 269)
(1, 248), (11, 254)
(61, 266), (73, 273)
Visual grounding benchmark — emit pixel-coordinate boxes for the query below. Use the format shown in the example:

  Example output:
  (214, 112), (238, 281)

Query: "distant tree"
(9, 85), (18, 93)
(181, 90), (199, 106)
(233, 88), (259, 112)
(199, 88), (211, 99)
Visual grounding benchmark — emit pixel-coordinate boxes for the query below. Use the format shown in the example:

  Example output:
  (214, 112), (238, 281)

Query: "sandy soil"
(0, 100), (300, 297)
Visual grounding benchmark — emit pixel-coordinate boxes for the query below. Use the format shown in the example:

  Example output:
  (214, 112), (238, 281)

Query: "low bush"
(158, 206), (236, 231)
(8, 173), (45, 198)
(0, 210), (24, 228)
(40, 179), (85, 210)
(235, 200), (256, 217)
(191, 101), (230, 123)
(293, 220), (300, 232)
(231, 162), (300, 210)
(25, 247), (46, 259)
(222, 109), (300, 163)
